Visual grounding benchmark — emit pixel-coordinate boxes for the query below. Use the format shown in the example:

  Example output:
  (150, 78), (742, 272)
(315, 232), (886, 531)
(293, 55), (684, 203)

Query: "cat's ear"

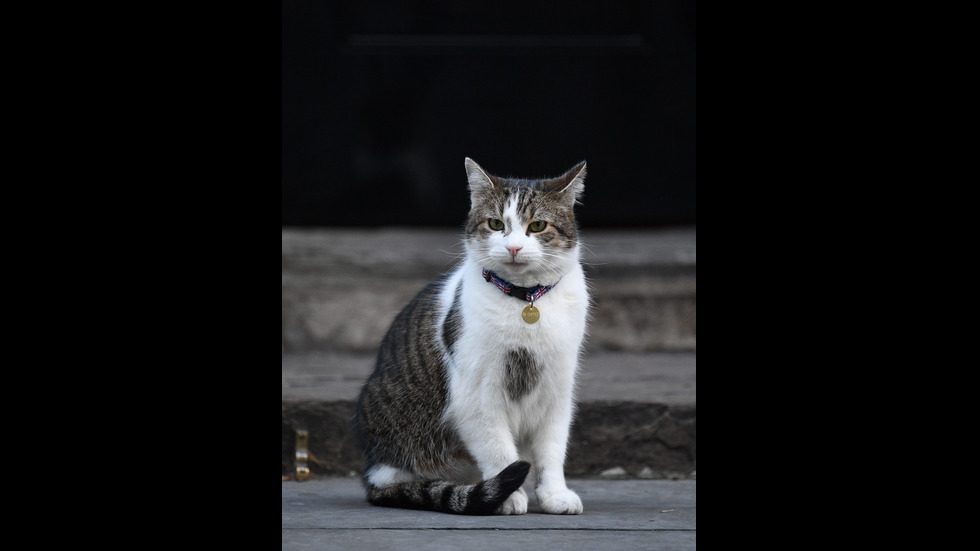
(548, 161), (587, 205)
(465, 157), (496, 206)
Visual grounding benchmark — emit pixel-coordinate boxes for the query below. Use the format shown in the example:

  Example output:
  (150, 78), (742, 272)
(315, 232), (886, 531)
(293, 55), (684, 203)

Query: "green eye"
(528, 221), (547, 233)
(488, 219), (504, 231)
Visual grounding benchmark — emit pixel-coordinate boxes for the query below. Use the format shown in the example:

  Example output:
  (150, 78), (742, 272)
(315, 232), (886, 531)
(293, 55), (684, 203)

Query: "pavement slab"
(282, 478), (696, 550)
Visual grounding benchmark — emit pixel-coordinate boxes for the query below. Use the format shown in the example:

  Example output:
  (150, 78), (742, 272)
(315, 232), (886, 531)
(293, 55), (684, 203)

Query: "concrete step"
(281, 351), (696, 479)
(281, 227), (696, 354)
(281, 227), (696, 480)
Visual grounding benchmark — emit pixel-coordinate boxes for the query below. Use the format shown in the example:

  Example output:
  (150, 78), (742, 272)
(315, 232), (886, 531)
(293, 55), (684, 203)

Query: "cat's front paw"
(538, 488), (583, 515)
(497, 487), (528, 515)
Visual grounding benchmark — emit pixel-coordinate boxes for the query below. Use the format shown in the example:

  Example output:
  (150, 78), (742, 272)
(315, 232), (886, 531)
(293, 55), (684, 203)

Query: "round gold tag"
(522, 304), (540, 324)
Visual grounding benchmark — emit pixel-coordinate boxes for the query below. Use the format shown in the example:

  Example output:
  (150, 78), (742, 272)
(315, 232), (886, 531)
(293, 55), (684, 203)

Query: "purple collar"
(482, 268), (559, 304)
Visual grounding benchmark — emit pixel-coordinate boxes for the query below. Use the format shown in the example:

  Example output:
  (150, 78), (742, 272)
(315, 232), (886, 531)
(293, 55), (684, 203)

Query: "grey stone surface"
(281, 228), (695, 353)
(281, 399), (695, 478)
(281, 350), (696, 477)
(282, 351), (696, 404)
(280, 226), (698, 515)
(282, 478), (696, 550)
(280, 352), (373, 402)
(283, 530), (695, 550)
(281, 346), (697, 476)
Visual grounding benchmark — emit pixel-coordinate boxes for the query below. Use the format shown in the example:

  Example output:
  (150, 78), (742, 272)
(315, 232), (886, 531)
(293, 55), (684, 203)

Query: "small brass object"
(521, 304), (540, 324)
(295, 429), (310, 481)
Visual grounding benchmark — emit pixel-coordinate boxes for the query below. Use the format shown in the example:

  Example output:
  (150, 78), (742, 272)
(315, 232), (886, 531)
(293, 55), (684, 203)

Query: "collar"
(482, 268), (559, 303)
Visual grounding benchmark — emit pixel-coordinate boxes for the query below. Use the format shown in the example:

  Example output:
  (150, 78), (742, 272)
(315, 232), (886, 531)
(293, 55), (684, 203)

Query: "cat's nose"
(507, 246), (523, 257)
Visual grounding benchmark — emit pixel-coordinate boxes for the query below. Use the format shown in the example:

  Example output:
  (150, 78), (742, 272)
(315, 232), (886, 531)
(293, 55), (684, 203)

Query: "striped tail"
(366, 461), (531, 515)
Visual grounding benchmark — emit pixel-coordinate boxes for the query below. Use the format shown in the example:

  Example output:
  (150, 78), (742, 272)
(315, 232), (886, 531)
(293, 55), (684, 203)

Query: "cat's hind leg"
(365, 463), (417, 487)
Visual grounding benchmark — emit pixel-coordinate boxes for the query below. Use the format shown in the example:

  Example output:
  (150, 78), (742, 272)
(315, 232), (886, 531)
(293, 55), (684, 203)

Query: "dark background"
(282, 0), (696, 228)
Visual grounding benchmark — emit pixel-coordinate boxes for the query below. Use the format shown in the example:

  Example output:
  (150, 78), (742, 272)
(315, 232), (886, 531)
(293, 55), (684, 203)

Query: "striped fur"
(354, 158), (590, 515)
(366, 461), (531, 515)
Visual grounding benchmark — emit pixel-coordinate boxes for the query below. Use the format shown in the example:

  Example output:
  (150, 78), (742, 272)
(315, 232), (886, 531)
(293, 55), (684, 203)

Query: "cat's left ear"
(548, 161), (587, 206)
(465, 157), (497, 207)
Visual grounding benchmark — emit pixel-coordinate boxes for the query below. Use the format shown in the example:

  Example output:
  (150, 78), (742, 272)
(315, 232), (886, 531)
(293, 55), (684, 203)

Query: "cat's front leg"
(497, 486), (528, 515)
(536, 484), (583, 515)
(471, 429), (528, 515)
(474, 440), (528, 515)
(529, 399), (584, 515)
(533, 456), (583, 515)
(450, 404), (528, 515)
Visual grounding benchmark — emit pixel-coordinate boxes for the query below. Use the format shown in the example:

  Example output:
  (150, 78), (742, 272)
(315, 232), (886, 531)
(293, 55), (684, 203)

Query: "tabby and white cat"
(354, 157), (589, 515)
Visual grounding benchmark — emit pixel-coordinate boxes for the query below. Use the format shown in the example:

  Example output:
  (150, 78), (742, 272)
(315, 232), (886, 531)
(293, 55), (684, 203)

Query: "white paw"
(538, 488), (583, 515)
(497, 487), (528, 515)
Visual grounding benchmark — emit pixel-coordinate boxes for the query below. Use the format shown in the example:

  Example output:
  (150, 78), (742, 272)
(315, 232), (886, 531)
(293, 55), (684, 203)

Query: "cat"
(354, 157), (589, 515)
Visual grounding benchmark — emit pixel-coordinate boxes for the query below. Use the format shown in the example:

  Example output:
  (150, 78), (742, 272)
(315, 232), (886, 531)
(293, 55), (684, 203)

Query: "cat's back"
(359, 274), (452, 394)
(354, 273), (458, 455)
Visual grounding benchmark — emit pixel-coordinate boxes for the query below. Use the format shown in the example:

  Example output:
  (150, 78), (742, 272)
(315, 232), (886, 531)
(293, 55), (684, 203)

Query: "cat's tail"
(365, 461), (531, 515)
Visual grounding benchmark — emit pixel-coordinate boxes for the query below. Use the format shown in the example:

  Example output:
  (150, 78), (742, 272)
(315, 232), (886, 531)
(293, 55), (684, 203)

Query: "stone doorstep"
(281, 351), (696, 479)
(282, 228), (696, 354)
(282, 351), (696, 404)
(282, 272), (695, 353)
(281, 228), (696, 276)
(281, 400), (696, 480)
(282, 229), (696, 477)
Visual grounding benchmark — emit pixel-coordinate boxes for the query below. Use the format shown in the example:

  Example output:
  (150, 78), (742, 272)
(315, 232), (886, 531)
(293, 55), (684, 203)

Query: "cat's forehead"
(475, 188), (536, 221)
(496, 178), (552, 193)
(488, 179), (561, 208)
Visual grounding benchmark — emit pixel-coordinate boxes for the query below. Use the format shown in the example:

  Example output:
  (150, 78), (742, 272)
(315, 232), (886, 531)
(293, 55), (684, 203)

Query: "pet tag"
(522, 304), (540, 324)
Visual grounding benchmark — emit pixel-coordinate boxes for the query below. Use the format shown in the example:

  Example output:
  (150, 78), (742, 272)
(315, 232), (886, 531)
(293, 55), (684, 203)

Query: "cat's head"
(463, 157), (586, 287)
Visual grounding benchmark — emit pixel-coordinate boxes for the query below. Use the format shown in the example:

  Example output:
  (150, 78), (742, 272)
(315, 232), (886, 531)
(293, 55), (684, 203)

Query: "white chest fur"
(461, 260), (587, 355)
(439, 258), (588, 447)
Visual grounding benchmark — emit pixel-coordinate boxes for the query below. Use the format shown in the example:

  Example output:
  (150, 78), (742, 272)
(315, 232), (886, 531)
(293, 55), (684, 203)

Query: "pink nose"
(507, 246), (522, 257)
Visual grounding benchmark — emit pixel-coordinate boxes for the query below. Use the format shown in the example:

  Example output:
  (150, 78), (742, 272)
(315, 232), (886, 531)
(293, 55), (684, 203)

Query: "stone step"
(281, 227), (696, 479)
(281, 227), (696, 353)
(281, 351), (696, 479)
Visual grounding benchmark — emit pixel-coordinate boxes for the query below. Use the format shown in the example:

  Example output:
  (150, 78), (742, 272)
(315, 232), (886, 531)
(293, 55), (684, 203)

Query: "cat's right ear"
(465, 157), (496, 207)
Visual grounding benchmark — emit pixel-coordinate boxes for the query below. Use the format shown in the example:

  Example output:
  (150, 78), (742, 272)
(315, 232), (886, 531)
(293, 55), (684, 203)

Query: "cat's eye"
(528, 221), (548, 233)
(488, 219), (505, 231)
